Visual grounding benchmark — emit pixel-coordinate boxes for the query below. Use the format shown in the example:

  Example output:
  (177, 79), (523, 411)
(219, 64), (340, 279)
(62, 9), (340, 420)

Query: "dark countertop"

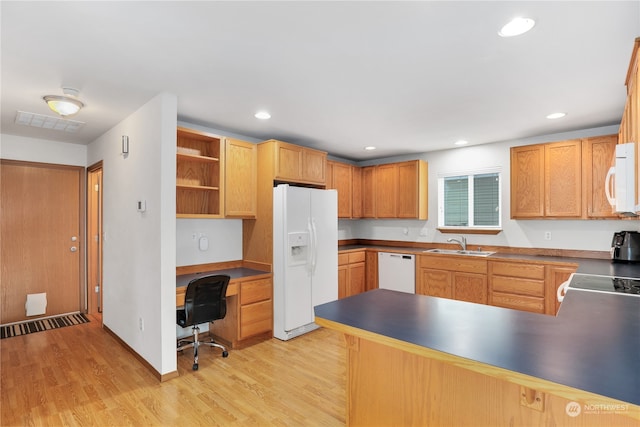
(315, 288), (640, 406)
(176, 267), (270, 287)
(339, 244), (640, 277)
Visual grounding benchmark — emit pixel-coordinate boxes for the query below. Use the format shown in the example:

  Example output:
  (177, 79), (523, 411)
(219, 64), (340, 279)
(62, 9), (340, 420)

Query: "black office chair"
(177, 274), (230, 370)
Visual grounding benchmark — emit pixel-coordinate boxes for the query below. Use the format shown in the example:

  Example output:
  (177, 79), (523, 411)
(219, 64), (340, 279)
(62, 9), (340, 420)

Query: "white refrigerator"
(273, 184), (338, 340)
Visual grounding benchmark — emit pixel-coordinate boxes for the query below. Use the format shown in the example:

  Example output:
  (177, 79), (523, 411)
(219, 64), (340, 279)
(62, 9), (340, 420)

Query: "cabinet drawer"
(338, 253), (349, 266)
(490, 261), (544, 280)
(491, 276), (544, 297)
(419, 255), (487, 274)
(491, 292), (545, 314)
(240, 278), (272, 305)
(240, 300), (272, 339)
(348, 251), (365, 263)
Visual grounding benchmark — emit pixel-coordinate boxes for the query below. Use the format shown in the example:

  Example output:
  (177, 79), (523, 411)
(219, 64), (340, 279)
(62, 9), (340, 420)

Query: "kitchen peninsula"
(315, 287), (639, 426)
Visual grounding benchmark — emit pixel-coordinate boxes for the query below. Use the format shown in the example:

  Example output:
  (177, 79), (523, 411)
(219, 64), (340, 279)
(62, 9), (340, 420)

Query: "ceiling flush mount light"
(498, 17), (535, 37)
(254, 111), (271, 120)
(454, 140), (469, 146)
(546, 112), (567, 119)
(364, 146), (376, 151)
(43, 87), (84, 117)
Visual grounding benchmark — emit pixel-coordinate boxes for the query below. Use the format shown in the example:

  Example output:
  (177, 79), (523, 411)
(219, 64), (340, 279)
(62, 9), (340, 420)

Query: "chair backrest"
(183, 275), (230, 327)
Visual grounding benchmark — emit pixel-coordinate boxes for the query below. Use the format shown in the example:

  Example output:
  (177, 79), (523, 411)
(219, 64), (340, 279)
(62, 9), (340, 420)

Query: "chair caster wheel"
(192, 364), (198, 371)
(222, 351), (229, 358)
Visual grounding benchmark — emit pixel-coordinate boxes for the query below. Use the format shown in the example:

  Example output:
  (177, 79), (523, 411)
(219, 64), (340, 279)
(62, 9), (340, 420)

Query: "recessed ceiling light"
(454, 140), (468, 146)
(254, 111), (271, 120)
(546, 112), (567, 119)
(364, 146), (376, 151)
(498, 17), (535, 37)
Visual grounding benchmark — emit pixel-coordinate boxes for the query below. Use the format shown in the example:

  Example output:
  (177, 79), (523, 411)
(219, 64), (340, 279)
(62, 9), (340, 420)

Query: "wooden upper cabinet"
(362, 166), (376, 218)
(176, 127), (223, 218)
(510, 144), (545, 218)
(352, 166), (363, 218)
(544, 140), (582, 218)
(327, 161), (353, 218)
(375, 163), (398, 218)
(618, 37), (639, 213)
(269, 139), (326, 186)
(225, 138), (257, 218)
(582, 135), (617, 218)
(397, 160), (428, 220)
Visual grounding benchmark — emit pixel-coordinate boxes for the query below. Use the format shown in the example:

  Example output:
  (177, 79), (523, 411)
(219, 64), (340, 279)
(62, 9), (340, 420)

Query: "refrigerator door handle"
(310, 218), (318, 274)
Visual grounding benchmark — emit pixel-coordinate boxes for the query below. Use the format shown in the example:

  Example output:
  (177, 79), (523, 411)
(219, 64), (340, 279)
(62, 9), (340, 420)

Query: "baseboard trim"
(102, 324), (178, 382)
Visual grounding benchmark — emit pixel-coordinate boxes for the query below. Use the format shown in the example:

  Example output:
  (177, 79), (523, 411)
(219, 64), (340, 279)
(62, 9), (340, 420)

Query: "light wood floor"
(1, 315), (346, 426)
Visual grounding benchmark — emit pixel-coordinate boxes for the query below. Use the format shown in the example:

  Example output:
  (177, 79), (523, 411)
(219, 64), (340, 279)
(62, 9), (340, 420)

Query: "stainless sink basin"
(423, 248), (495, 257)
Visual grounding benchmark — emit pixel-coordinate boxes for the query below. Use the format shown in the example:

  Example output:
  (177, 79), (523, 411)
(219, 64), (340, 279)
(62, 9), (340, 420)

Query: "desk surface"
(176, 267), (270, 288)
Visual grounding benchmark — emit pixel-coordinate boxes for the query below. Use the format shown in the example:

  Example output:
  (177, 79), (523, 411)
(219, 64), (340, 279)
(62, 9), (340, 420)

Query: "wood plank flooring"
(1, 315), (346, 426)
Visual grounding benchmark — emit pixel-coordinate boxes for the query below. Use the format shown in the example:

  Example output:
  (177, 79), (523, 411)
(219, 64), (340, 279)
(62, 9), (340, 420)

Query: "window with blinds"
(438, 171), (501, 229)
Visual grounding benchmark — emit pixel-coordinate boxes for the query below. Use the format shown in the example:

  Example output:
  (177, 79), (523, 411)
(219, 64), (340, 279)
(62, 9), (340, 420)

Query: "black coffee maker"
(611, 231), (640, 263)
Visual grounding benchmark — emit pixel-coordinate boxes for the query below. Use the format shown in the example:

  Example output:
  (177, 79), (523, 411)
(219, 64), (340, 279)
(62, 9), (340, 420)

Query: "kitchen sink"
(423, 248), (495, 257)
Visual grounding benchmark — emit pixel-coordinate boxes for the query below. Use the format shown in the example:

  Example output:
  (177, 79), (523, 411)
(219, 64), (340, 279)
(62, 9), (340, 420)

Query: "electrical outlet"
(544, 231), (552, 241)
(139, 317), (144, 332)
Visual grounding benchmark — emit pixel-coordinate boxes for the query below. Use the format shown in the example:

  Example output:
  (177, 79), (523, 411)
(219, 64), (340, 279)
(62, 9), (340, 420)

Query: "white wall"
(341, 125), (640, 252)
(87, 93), (177, 376)
(0, 134), (87, 166)
(176, 218), (243, 266)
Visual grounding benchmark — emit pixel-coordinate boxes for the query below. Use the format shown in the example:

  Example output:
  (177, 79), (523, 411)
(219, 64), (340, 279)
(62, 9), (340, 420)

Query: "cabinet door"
(338, 264), (348, 299)
(302, 148), (326, 184)
(362, 166), (376, 218)
(347, 262), (366, 297)
(545, 140), (582, 217)
(274, 141), (303, 181)
(510, 145), (545, 218)
(376, 163), (398, 218)
(352, 166), (363, 219)
(547, 265), (576, 315)
(397, 160), (428, 220)
(582, 135), (617, 218)
(333, 162), (353, 218)
(225, 138), (257, 218)
(453, 272), (487, 304)
(419, 269), (452, 298)
(326, 161), (334, 189)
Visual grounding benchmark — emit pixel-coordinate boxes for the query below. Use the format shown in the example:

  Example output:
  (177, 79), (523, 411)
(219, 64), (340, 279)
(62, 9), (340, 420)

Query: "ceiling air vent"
(15, 111), (85, 133)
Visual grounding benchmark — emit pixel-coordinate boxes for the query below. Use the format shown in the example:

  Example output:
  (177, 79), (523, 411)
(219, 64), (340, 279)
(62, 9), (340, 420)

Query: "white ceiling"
(1, 1), (638, 160)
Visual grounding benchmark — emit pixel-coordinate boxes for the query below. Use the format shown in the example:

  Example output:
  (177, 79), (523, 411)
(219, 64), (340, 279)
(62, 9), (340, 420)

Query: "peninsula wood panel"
(544, 139), (582, 217)
(344, 335), (637, 427)
(224, 138), (257, 218)
(1, 161), (83, 324)
(582, 135), (617, 218)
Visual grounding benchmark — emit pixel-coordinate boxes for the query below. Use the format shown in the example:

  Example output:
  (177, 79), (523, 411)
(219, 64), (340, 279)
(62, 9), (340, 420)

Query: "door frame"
(87, 162), (103, 318)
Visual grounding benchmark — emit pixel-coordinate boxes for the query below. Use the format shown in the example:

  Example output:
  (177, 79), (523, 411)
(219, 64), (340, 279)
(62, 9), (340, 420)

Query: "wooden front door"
(1, 160), (83, 324)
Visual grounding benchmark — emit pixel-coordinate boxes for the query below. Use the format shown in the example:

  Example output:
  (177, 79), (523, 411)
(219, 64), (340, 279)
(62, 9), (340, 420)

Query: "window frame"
(437, 167), (502, 232)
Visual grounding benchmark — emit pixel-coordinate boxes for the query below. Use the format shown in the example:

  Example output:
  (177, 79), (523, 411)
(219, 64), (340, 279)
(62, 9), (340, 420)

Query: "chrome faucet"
(447, 236), (467, 251)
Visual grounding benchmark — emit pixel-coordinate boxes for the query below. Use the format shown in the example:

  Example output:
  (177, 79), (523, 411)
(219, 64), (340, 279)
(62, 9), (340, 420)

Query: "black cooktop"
(569, 273), (640, 296)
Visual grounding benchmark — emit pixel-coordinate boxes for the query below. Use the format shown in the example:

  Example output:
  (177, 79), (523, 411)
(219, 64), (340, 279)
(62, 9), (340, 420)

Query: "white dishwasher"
(378, 252), (416, 294)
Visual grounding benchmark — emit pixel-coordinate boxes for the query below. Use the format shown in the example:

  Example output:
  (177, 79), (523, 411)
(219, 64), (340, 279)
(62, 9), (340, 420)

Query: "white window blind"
(438, 170), (501, 229)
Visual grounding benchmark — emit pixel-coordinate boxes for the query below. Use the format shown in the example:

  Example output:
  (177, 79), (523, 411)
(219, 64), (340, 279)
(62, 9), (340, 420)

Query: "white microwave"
(605, 142), (638, 216)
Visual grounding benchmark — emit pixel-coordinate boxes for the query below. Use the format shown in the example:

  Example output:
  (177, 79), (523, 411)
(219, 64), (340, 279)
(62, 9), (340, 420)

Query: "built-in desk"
(177, 262), (273, 349)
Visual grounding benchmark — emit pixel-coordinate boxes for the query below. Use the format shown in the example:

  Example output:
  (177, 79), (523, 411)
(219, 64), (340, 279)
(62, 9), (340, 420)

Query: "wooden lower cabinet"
(338, 251), (366, 299)
(209, 276), (273, 348)
(489, 260), (576, 315)
(417, 255), (488, 304)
